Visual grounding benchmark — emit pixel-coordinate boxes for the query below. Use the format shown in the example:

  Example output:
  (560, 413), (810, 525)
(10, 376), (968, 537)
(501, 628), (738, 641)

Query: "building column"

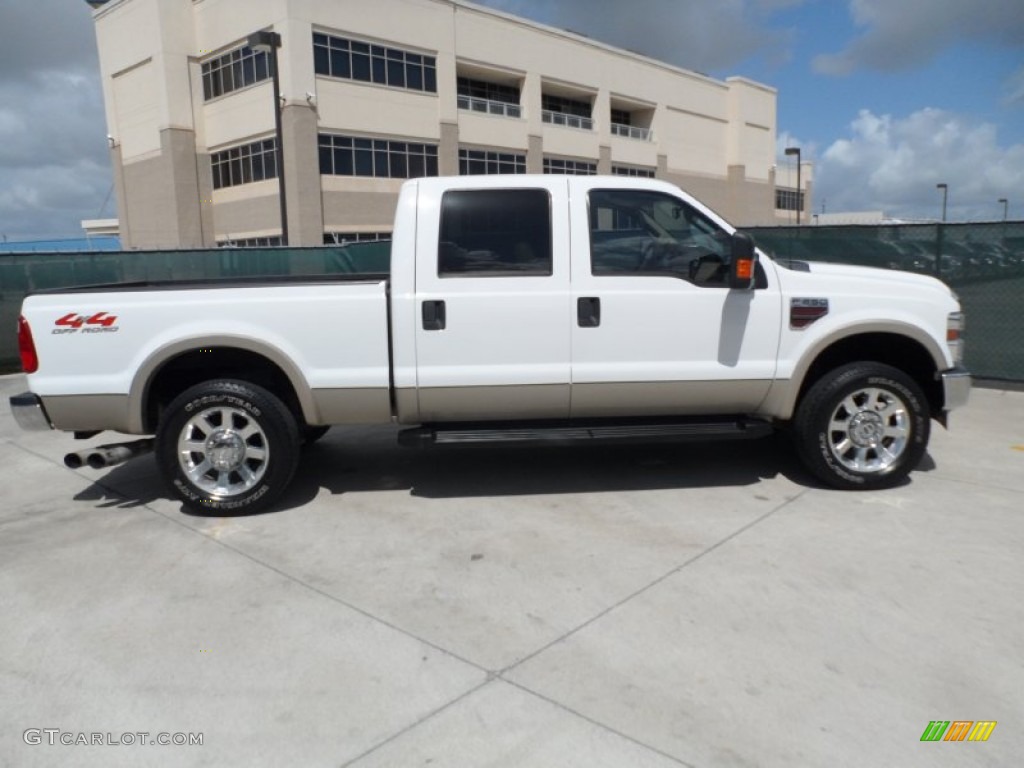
(527, 134), (544, 173)
(109, 143), (131, 246)
(281, 102), (324, 246)
(598, 145), (612, 174)
(727, 164), (746, 224)
(657, 153), (668, 179)
(440, 121), (459, 176)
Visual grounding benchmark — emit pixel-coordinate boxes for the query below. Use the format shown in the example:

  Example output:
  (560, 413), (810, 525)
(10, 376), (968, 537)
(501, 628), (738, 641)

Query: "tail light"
(18, 316), (39, 373)
(947, 312), (964, 366)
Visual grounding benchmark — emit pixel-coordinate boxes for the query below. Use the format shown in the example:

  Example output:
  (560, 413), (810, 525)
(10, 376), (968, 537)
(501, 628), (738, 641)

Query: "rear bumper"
(940, 367), (972, 412)
(9, 392), (53, 432)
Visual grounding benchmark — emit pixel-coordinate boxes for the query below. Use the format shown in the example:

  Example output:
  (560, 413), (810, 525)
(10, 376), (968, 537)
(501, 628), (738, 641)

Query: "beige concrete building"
(89, 0), (812, 249)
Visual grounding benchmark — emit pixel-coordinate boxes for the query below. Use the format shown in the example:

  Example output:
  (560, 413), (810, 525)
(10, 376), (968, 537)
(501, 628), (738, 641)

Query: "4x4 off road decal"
(52, 312), (120, 335)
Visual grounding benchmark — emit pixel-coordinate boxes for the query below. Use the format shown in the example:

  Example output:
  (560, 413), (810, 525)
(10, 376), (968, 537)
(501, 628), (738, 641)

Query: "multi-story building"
(87, 0), (812, 249)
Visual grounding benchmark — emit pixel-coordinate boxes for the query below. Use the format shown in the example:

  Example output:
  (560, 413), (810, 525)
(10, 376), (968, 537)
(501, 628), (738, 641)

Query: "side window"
(589, 189), (731, 285)
(439, 189), (553, 277)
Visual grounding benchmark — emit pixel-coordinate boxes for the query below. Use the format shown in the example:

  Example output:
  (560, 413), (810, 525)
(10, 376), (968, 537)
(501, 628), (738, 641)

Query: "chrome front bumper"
(940, 367), (972, 412)
(10, 392), (53, 432)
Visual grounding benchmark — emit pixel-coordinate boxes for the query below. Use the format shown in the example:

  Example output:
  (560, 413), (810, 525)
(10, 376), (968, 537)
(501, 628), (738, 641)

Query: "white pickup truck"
(11, 176), (970, 512)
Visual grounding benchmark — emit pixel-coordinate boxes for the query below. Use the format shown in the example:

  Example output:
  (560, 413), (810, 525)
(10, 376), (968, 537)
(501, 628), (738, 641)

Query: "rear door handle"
(422, 300), (446, 331)
(577, 297), (601, 328)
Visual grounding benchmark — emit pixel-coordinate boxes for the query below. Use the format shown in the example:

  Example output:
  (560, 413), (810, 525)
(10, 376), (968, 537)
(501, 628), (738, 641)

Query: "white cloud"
(807, 108), (1024, 220)
(0, 2), (111, 240)
(1004, 65), (1024, 107)
(814, 0), (1024, 75)
(470, 0), (802, 73)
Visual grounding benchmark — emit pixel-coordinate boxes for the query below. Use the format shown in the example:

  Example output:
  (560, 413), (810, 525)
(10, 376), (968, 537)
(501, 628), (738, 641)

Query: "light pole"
(936, 183), (948, 223)
(998, 198), (1008, 222)
(248, 30), (288, 246)
(785, 147), (802, 226)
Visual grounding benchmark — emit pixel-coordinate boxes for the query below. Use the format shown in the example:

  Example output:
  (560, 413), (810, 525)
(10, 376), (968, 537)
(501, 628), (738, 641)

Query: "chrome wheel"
(827, 387), (910, 474)
(177, 406), (269, 498)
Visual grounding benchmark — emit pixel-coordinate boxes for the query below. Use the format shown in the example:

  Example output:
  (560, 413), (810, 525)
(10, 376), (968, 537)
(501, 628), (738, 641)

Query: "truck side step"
(398, 417), (774, 448)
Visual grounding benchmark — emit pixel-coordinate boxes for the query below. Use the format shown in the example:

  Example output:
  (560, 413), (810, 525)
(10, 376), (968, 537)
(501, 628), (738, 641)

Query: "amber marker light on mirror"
(18, 316), (39, 373)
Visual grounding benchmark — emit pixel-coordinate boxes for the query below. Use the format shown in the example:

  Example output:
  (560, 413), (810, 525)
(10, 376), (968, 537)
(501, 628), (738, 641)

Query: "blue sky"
(0, 0), (1022, 239)
(475, 0), (1024, 222)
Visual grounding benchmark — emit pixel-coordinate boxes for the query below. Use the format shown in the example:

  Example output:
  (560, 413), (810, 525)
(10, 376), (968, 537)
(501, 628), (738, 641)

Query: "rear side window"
(438, 189), (552, 277)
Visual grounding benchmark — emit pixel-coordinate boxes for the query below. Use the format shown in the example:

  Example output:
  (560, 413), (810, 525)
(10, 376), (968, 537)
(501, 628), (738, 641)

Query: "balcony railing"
(458, 95), (522, 119)
(611, 122), (651, 141)
(542, 110), (594, 131)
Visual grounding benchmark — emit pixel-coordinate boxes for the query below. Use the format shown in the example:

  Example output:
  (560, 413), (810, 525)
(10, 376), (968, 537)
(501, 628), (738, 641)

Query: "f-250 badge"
(52, 312), (120, 335)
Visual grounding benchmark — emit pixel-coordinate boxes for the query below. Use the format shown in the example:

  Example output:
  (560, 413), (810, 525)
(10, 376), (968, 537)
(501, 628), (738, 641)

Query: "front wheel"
(156, 380), (301, 514)
(793, 362), (930, 490)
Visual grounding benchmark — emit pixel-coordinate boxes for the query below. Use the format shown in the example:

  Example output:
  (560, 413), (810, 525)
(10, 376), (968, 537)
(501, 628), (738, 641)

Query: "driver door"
(568, 181), (782, 417)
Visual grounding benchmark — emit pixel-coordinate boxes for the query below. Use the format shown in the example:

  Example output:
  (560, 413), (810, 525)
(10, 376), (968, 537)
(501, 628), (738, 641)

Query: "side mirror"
(729, 232), (757, 290)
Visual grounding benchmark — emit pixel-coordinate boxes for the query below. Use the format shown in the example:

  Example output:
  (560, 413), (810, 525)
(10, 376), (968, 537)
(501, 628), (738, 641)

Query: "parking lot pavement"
(1, 372), (1021, 768)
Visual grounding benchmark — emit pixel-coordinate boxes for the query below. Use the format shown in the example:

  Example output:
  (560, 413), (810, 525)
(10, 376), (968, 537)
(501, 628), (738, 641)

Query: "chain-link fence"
(748, 222), (1024, 382)
(2, 226), (1022, 381)
(0, 243), (390, 372)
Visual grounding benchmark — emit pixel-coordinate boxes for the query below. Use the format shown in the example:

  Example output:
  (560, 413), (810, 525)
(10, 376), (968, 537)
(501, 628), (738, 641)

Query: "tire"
(793, 362), (930, 490)
(156, 380), (301, 514)
(302, 425), (330, 446)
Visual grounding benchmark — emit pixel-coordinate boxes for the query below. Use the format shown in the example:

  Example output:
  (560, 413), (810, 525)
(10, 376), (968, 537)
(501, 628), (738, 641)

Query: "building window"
(324, 232), (391, 245)
(542, 94), (593, 130)
(776, 188), (805, 212)
(543, 157), (597, 175)
(458, 148), (526, 175)
(217, 236), (282, 248)
(313, 32), (437, 93)
(612, 165), (656, 178)
(319, 135), (439, 178)
(611, 109), (632, 126)
(211, 138), (278, 190)
(201, 46), (270, 100)
(457, 77), (522, 118)
(438, 189), (552, 277)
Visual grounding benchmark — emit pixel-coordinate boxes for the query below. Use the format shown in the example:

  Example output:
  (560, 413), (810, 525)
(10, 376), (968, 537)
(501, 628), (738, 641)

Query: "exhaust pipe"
(64, 451), (90, 469)
(64, 439), (154, 471)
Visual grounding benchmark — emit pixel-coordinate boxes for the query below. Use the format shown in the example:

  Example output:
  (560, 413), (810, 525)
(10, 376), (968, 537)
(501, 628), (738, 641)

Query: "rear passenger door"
(414, 179), (572, 421)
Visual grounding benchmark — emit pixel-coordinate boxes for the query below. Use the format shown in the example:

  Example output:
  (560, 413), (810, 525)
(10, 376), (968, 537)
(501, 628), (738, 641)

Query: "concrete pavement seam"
(498, 489), (809, 677)
(11, 438), (493, 676)
(336, 679), (494, 768)
(503, 680), (699, 767)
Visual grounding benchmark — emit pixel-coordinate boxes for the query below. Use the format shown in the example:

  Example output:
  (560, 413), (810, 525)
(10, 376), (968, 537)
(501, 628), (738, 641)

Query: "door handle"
(577, 297), (601, 328)
(422, 300), (446, 331)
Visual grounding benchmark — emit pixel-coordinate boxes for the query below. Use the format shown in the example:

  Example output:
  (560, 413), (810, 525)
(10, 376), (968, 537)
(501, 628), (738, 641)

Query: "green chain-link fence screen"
(748, 222), (1024, 382)
(2, 226), (1021, 380)
(0, 243), (390, 372)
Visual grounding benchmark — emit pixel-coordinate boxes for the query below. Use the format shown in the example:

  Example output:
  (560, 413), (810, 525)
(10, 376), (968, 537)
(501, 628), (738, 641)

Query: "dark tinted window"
(588, 189), (730, 285)
(439, 189), (552, 277)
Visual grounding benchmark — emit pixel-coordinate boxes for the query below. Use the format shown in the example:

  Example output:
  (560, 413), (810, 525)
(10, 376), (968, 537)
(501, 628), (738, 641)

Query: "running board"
(398, 417), (774, 448)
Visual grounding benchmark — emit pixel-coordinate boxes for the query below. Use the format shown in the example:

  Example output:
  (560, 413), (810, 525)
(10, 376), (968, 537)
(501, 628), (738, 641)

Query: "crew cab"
(11, 176), (971, 512)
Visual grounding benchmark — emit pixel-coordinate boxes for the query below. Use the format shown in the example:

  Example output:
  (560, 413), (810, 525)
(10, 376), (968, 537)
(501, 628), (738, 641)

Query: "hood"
(778, 260), (955, 298)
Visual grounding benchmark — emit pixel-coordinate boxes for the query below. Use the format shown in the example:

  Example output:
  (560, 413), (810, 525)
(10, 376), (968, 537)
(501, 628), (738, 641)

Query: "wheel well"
(797, 333), (942, 415)
(143, 347), (303, 433)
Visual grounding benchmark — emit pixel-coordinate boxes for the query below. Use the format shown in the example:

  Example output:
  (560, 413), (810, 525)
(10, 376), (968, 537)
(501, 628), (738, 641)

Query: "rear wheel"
(156, 380), (300, 513)
(793, 362), (930, 490)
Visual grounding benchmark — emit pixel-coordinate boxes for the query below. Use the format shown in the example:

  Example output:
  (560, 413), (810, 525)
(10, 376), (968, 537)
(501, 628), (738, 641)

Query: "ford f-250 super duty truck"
(11, 176), (970, 512)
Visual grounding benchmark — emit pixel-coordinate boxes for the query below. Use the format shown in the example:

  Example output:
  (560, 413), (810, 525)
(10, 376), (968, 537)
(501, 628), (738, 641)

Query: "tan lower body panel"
(570, 380), (772, 418)
(415, 384), (570, 422)
(42, 394), (135, 433)
(309, 387), (392, 425)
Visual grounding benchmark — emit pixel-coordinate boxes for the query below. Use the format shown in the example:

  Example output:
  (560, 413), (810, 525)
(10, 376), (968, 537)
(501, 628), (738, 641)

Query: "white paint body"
(20, 176), (962, 433)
